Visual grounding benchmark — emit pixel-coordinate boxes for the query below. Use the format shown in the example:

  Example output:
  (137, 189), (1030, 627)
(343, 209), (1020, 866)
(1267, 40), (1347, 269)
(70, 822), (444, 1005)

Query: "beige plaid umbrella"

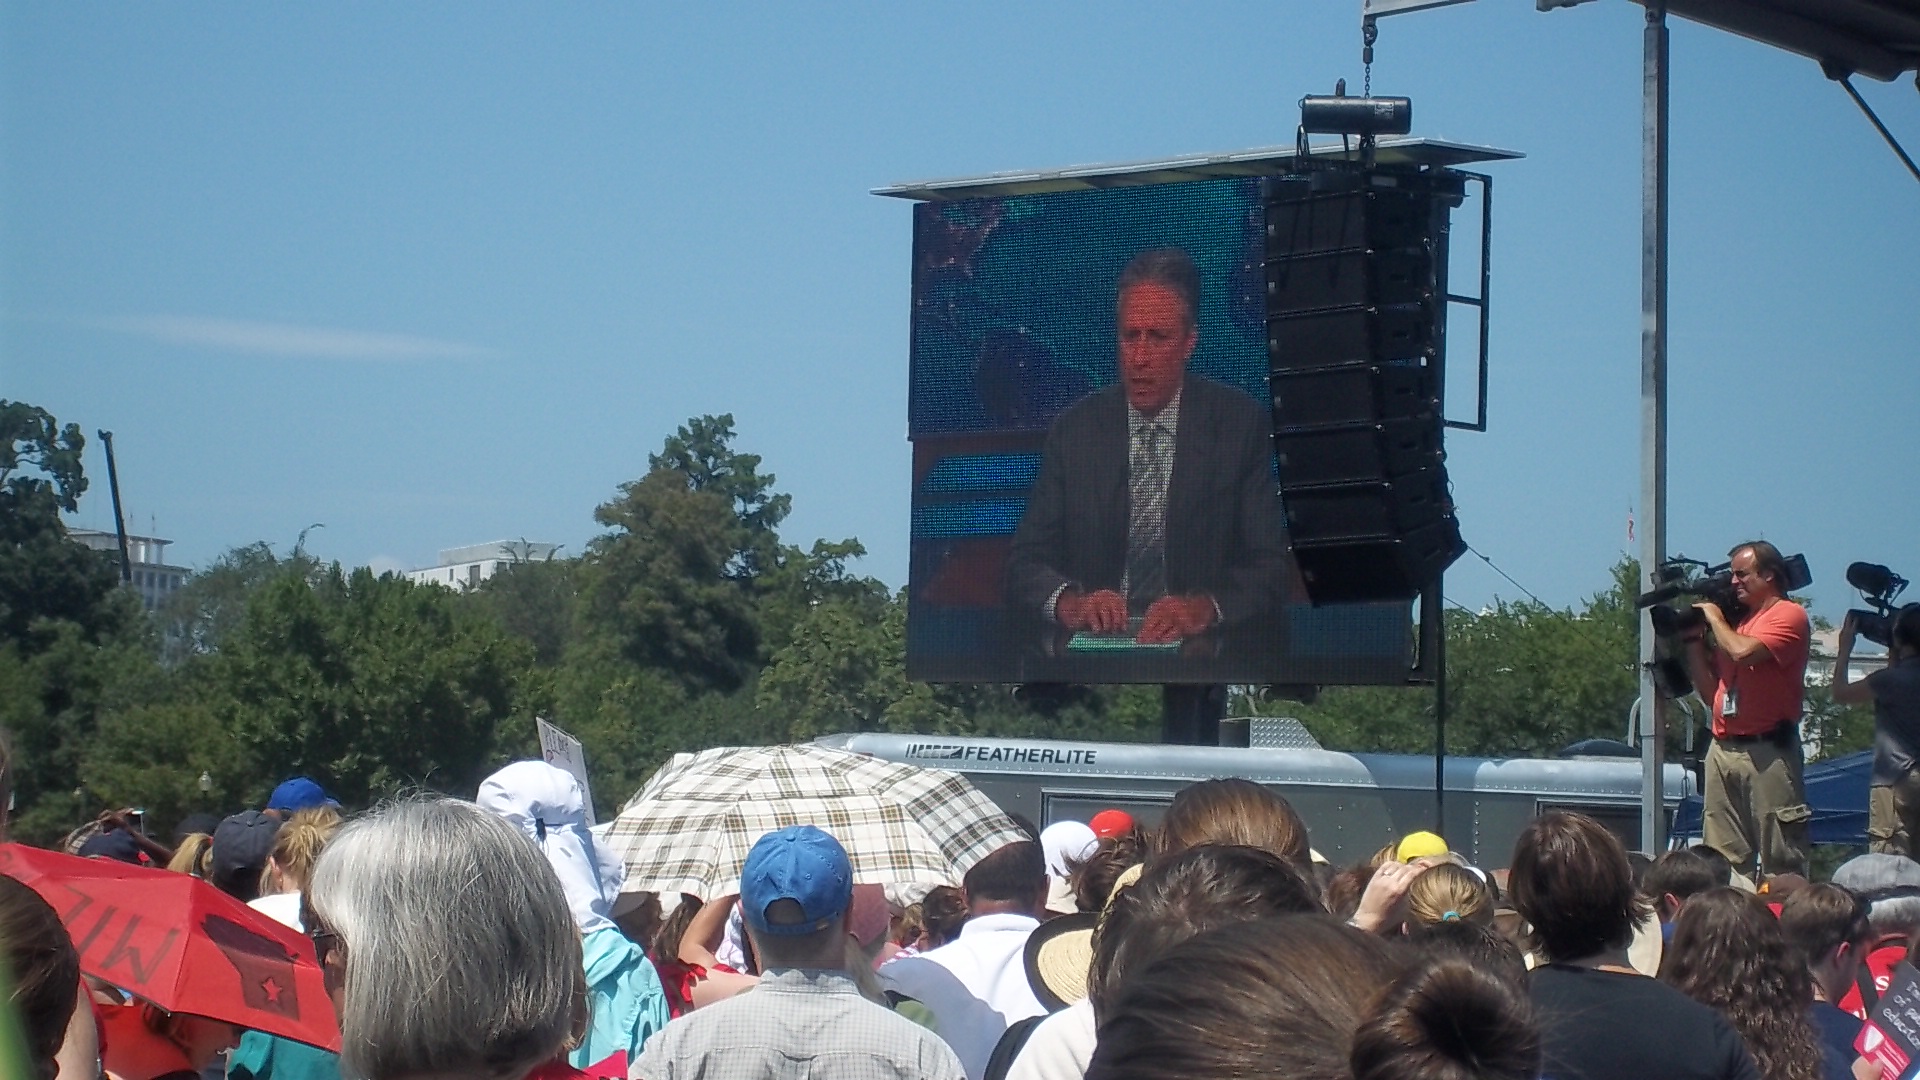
(603, 743), (1026, 899)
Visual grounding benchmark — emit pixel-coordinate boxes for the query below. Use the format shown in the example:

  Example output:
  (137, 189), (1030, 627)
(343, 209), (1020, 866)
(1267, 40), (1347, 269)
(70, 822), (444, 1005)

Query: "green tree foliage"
(0, 623), (160, 842)
(582, 467), (763, 693)
(207, 566), (532, 807)
(0, 402), (158, 841)
(0, 402), (127, 651)
(465, 554), (577, 667)
(154, 540), (321, 664)
(1297, 560), (1644, 758)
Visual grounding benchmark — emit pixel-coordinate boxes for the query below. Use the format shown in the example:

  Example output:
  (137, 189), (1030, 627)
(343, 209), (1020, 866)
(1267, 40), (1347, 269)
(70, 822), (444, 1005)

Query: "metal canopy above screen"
(1640, 0), (1920, 82)
(874, 137), (1523, 202)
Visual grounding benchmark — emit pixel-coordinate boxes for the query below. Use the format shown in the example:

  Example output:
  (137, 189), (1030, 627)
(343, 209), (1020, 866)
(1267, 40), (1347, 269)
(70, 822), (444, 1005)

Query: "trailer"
(817, 731), (1694, 869)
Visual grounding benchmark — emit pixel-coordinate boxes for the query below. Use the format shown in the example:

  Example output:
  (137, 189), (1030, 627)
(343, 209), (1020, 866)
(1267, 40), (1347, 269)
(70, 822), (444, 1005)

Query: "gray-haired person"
(306, 799), (586, 1080)
(631, 825), (966, 1080)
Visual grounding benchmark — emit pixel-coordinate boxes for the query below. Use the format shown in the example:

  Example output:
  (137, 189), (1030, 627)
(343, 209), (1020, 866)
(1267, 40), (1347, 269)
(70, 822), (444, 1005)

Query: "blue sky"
(4, 2), (1915, 623)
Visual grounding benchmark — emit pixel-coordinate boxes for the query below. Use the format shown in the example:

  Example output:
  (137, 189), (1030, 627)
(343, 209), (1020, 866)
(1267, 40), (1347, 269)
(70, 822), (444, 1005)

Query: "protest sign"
(1859, 961), (1920, 1080)
(536, 717), (595, 825)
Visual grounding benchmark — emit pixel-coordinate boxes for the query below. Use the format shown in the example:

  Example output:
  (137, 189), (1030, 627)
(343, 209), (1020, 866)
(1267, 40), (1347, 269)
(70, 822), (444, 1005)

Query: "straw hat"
(1024, 912), (1099, 1011)
(1022, 862), (1146, 1011)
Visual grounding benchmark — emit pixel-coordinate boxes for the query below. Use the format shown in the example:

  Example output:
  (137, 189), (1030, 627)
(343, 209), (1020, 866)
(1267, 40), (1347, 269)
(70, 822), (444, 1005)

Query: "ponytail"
(1352, 959), (1540, 1080)
(167, 833), (214, 878)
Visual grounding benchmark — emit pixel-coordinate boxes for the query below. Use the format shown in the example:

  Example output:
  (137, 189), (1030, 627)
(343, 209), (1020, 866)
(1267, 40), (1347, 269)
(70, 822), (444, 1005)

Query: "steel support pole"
(1434, 576), (1447, 835)
(1638, 1), (1671, 854)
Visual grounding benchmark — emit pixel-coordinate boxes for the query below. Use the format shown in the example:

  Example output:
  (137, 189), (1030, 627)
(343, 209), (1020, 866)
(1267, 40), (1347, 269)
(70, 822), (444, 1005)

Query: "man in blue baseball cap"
(630, 825), (965, 1080)
(267, 776), (339, 813)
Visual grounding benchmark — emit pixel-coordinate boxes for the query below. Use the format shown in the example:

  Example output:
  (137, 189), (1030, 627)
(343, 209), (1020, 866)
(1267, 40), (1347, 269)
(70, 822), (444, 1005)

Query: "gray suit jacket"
(1004, 375), (1289, 627)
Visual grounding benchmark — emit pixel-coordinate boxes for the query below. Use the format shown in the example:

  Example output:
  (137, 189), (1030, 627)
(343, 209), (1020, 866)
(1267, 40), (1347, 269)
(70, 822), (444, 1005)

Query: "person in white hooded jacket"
(478, 761), (670, 1072)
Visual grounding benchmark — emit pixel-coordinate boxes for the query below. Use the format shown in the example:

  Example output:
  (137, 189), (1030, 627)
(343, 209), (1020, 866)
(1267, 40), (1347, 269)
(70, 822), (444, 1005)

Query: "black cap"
(211, 811), (282, 900)
(173, 812), (221, 844)
(77, 827), (145, 865)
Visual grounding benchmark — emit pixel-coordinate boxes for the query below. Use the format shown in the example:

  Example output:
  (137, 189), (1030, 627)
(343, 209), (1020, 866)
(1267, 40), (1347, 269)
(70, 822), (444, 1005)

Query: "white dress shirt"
(879, 912), (1045, 1080)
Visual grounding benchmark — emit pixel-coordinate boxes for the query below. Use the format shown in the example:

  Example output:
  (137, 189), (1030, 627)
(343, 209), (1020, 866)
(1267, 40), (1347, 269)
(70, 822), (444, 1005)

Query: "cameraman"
(1682, 540), (1812, 876)
(1835, 605), (1920, 858)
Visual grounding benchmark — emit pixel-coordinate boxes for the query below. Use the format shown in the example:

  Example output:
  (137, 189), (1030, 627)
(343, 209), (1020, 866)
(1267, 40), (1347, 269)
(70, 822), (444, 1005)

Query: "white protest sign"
(536, 716), (596, 825)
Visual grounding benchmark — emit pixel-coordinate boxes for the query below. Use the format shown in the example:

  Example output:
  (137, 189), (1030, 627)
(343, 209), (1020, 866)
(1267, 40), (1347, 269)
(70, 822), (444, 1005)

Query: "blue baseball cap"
(268, 776), (339, 813)
(740, 825), (854, 936)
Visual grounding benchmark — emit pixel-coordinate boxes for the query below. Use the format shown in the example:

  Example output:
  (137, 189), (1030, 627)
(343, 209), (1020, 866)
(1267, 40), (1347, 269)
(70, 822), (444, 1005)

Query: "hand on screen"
(1058, 589), (1128, 634)
(1137, 595), (1216, 644)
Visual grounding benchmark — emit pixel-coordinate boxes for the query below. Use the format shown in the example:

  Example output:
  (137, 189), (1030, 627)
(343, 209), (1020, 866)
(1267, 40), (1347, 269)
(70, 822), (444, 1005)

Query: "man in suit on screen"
(1004, 247), (1290, 645)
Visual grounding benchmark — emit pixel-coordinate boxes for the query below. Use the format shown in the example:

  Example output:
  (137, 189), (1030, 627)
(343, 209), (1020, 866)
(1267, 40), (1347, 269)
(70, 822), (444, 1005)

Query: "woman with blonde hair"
(257, 807), (343, 899)
(165, 833), (213, 877)
(227, 805), (345, 1080)
(1404, 862), (1496, 930)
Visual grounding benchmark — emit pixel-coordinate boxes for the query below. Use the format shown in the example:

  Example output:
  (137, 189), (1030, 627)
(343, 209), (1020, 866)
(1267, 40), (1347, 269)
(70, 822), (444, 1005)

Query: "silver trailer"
(818, 732), (1695, 869)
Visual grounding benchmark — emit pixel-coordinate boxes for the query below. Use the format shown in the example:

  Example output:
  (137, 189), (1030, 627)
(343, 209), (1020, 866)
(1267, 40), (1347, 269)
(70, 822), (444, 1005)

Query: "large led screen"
(907, 176), (1414, 685)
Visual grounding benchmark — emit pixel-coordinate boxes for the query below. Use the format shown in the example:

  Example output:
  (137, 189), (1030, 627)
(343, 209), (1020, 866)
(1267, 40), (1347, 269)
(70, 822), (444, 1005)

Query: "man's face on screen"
(1118, 282), (1197, 414)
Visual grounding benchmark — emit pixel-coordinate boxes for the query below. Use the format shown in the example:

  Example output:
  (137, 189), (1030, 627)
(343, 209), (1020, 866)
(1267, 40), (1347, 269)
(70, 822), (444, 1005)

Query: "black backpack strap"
(1858, 963), (1882, 1013)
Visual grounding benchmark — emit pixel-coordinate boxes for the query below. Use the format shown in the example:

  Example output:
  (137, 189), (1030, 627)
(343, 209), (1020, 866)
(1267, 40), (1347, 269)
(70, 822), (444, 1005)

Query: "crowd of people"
(11, 737), (1920, 1080)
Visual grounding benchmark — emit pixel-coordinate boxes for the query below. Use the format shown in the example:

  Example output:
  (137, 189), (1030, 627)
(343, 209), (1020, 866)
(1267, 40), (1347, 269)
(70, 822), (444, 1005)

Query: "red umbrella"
(0, 843), (340, 1052)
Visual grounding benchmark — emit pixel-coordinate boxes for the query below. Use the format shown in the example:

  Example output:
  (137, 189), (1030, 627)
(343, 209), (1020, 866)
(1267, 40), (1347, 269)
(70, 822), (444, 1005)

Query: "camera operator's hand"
(1692, 602), (1736, 642)
(1840, 610), (1858, 650)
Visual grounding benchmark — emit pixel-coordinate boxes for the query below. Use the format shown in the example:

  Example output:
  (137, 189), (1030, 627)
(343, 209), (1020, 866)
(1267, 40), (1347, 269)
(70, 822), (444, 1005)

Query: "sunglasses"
(308, 925), (341, 968)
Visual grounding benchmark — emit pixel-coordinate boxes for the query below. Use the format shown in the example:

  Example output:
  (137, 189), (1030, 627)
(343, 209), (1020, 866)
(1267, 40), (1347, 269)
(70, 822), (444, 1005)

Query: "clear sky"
(4, 2), (1915, 623)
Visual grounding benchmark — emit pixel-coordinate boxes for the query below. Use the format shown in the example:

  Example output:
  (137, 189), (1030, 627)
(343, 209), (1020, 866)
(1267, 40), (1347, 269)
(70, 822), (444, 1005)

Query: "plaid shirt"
(630, 968), (966, 1080)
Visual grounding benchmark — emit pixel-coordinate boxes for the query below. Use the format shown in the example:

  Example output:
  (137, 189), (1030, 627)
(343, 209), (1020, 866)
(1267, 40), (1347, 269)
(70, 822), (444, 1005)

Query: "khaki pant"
(1871, 770), (1920, 858)
(1703, 736), (1810, 877)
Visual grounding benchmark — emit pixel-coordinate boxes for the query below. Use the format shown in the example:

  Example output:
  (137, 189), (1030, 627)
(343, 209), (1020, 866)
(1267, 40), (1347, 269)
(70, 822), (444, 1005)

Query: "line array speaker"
(1265, 167), (1467, 605)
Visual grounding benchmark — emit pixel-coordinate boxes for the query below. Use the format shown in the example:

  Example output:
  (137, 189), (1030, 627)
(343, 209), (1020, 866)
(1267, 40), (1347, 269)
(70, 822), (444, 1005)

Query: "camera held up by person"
(1637, 552), (1813, 640)
(1845, 561), (1911, 647)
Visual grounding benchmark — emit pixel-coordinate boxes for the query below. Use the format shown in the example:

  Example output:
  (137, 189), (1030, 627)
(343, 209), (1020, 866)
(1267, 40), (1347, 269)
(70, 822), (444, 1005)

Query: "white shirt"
(248, 891), (304, 932)
(879, 912), (1045, 1080)
(1005, 997), (1097, 1080)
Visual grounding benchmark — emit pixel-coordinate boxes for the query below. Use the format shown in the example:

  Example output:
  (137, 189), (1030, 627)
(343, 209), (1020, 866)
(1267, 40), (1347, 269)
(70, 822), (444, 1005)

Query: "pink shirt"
(1711, 599), (1810, 738)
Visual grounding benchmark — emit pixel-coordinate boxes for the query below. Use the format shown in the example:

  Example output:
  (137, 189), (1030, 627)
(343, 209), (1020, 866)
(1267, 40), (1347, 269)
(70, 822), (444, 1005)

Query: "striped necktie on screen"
(1125, 419), (1171, 611)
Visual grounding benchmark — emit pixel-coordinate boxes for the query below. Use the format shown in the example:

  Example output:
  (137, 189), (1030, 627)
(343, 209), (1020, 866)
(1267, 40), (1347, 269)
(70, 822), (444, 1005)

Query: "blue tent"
(1671, 750), (1871, 847)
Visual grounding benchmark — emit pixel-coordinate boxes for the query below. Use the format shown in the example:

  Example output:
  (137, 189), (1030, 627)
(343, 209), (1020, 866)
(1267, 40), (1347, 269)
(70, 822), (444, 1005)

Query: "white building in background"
(404, 541), (562, 591)
(68, 528), (191, 611)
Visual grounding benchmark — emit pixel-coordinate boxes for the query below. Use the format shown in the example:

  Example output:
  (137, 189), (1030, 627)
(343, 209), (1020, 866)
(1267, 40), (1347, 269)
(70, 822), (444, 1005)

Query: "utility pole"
(1637, 0), (1671, 854)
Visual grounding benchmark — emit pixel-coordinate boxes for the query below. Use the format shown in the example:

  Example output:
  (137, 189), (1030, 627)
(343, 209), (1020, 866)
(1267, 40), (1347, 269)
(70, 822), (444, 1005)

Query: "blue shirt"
(574, 925), (671, 1070)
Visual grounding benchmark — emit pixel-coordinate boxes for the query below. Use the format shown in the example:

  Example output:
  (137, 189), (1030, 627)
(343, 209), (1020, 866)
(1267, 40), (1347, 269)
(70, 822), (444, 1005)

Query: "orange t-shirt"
(1711, 598), (1810, 738)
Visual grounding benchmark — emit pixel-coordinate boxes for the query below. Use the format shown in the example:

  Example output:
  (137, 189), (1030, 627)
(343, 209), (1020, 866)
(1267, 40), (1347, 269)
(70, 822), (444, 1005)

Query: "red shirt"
(1711, 599), (1810, 738)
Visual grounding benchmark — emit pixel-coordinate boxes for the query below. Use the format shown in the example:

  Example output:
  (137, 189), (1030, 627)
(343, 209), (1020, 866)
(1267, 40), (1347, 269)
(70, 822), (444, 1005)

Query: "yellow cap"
(1396, 831), (1449, 861)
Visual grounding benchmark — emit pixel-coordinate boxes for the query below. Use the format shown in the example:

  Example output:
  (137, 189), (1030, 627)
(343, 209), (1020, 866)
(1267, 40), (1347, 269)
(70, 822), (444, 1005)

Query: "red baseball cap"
(1088, 809), (1134, 839)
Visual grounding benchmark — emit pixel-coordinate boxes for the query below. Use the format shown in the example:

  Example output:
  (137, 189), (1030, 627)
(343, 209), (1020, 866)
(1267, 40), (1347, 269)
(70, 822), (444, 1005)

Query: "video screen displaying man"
(1005, 248), (1289, 645)
(902, 176), (1415, 686)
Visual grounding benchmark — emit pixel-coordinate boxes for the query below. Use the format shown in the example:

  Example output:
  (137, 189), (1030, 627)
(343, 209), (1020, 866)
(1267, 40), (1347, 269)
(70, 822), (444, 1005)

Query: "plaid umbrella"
(603, 743), (1026, 899)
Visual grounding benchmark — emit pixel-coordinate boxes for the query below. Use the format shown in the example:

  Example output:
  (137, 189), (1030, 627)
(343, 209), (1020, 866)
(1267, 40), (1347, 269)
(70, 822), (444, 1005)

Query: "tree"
(0, 401), (156, 841)
(757, 588), (912, 741)
(204, 566), (532, 807)
(582, 469), (763, 693)
(649, 414), (790, 581)
(153, 541), (322, 664)
(0, 402), (127, 652)
(465, 555), (579, 668)
(1296, 559), (1645, 759)
(580, 415), (842, 694)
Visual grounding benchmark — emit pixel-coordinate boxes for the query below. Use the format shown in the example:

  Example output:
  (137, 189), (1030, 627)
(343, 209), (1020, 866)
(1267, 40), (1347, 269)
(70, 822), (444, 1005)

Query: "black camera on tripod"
(1845, 561), (1910, 647)
(1636, 552), (1814, 639)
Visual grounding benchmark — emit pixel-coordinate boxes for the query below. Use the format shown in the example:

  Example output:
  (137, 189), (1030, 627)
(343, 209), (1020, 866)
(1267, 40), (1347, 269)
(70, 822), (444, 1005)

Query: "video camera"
(1846, 561), (1910, 647)
(1636, 552), (1813, 639)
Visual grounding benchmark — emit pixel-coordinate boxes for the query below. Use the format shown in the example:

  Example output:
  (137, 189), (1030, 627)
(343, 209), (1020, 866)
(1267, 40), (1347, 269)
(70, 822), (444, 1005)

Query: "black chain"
(1362, 19), (1377, 97)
